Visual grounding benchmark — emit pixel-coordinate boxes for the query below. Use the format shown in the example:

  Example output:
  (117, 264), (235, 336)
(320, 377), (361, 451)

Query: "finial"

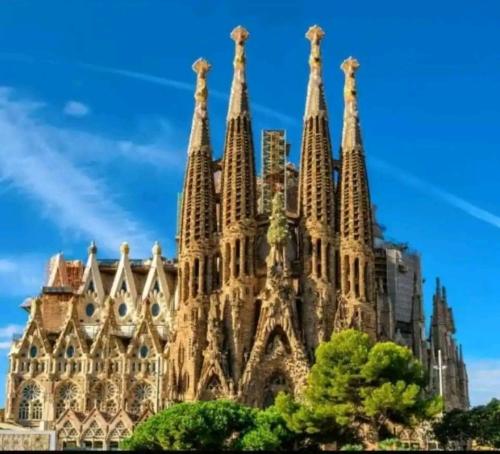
(341, 56), (360, 75)
(152, 241), (162, 257)
(341, 57), (360, 102)
(192, 58), (211, 105)
(120, 242), (130, 256)
(231, 25), (249, 44)
(230, 26), (249, 71)
(88, 240), (97, 255)
(306, 25), (325, 72)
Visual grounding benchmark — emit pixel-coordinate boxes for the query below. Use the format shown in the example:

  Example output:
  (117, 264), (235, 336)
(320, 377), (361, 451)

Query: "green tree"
(237, 405), (297, 451)
(433, 398), (500, 449)
(121, 399), (296, 451)
(120, 400), (256, 450)
(276, 329), (441, 449)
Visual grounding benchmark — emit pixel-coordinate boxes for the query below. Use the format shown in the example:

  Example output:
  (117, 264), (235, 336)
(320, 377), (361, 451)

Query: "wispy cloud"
(369, 157), (500, 229)
(63, 100), (90, 117)
(0, 255), (45, 296)
(79, 62), (297, 125)
(0, 87), (173, 256)
(0, 324), (24, 351)
(467, 359), (500, 406)
(0, 324), (25, 339)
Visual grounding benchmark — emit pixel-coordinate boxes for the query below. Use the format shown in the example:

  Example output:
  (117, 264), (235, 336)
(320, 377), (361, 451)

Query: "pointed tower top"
(231, 26), (249, 70)
(341, 57), (360, 104)
(303, 25), (328, 119)
(306, 25), (325, 72)
(88, 240), (97, 256)
(192, 58), (211, 102)
(231, 25), (249, 44)
(435, 277), (442, 298)
(187, 58), (211, 154)
(152, 241), (162, 257)
(120, 242), (130, 256)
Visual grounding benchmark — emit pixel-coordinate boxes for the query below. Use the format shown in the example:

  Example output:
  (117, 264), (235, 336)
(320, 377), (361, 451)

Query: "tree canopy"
(120, 399), (296, 451)
(433, 398), (500, 449)
(276, 329), (441, 448)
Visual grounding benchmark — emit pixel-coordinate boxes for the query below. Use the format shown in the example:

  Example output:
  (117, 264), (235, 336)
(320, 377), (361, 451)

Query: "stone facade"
(5, 25), (468, 449)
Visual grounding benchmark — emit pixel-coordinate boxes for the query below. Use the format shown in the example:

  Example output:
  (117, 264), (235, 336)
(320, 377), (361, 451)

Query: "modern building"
(4, 25), (469, 450)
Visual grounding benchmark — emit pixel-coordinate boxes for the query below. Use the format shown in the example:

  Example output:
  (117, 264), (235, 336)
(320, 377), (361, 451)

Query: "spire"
(298, 24), (335, 228)
(304, 25), (327, 119)
(179, 58), (217, 255)
(339, 57), (373, 247)
(336, 56), (376, 338)
(188, 58), (211, 153)
(227, 26), (250, 120)
(341, 57), (363, 149)
(221, 25), (257, 229)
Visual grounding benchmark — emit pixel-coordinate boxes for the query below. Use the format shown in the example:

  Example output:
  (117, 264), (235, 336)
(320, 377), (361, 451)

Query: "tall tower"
(168, 58), (217, 401)
(297, 25), (336, 355)
(219, 26), (258, 385)
(335, 57), (377, 338)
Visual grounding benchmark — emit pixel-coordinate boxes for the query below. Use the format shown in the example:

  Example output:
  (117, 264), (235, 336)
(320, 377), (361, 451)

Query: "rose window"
(22, 383), (41, 400)
(58, 382), (79, 400)
(133, 382), (153, 401)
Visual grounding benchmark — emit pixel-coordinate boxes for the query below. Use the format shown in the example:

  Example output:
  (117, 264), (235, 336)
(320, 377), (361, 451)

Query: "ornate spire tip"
(231, 26), (249, 44)
(341, 57), (360, 75)
(192, 58), (211, 76)
(88, 240), (97, 255)
(152, 241), (162, 256)
(306, 25), (325, 43)
(120, 242), (130, 255)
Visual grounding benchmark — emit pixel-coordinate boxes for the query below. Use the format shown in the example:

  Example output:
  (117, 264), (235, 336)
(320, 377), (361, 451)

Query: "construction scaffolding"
(260, 129), (289, 215)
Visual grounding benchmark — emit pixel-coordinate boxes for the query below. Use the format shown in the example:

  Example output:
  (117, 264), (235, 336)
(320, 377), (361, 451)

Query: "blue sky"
(0, 0), (498, 406)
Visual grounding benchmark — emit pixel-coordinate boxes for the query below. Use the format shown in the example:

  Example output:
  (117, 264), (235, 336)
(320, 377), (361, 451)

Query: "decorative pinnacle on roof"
(152, 241), (162, 257)
(187, 58), (211, 154)
(88, 241), (97, 255)
(226, 26), (250, 121)
(303, 25), (328, 119)
(120, 242), (130, 256)
(341, 57), (360, 103)
(306, 25), (325, 72)
(192, 58), (210, 105)
(231, 25), (249, 71)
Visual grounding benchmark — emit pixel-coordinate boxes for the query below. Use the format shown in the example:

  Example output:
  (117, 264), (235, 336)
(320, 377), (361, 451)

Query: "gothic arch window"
(364, 262), (369, 300)
(18, 382), (42, 421)
(192, 258), (199, 298)
(265, 327), (291, 355)
(354, 258), (360, 297)
(200, 375), (222, 400)
(263, 372), (290, 408)
(344, 255), (350, 293)
(183, 262), (190, 302)
(235, 239), (241, 278)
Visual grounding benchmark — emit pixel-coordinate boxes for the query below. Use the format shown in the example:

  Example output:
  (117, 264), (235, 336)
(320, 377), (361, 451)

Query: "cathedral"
(5, 25), (469, 450)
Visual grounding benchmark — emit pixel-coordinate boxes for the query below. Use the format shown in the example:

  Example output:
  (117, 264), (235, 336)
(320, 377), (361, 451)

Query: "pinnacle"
(305, 25), (325, 43)
(120, 242), (130, 256)
(192, 58), (211, 76)
(230, 25), (249, 44)
(341, 56), (360, 75)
